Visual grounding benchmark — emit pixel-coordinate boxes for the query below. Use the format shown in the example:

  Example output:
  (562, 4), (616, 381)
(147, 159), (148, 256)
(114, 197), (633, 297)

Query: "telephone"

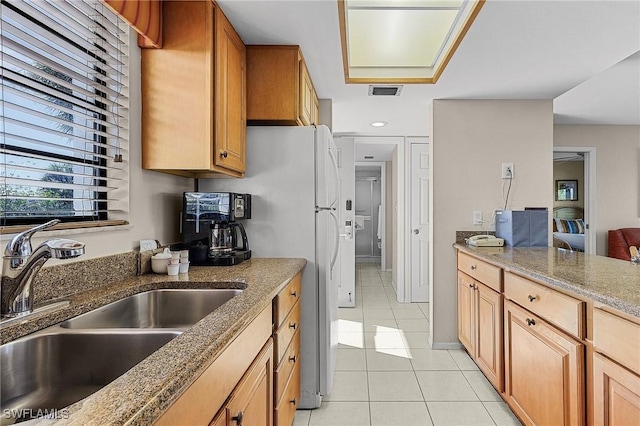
(466, 235), (505, 247)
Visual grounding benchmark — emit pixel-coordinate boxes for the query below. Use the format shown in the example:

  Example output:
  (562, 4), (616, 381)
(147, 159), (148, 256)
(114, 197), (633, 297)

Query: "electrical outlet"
(473, 210), (483, 225)
(502, 163), (514, 179)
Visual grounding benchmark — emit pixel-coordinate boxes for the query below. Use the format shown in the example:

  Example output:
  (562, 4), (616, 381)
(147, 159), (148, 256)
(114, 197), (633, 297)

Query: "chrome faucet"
(1, 220), (85, 318)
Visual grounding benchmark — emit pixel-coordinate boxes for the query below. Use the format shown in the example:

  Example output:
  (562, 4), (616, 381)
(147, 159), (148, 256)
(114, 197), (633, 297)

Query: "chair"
(608, 228), (640, 260)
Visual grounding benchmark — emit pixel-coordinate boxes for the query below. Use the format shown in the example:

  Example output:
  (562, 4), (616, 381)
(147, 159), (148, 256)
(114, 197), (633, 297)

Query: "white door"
(410, 143), (429, 302)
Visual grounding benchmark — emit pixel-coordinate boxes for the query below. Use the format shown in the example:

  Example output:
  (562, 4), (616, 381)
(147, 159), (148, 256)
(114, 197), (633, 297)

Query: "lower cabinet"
(593, 352), (640, 426)
(504, 300), (584, 426)
(457, 271), (504, 392)
(272, 274), (302, 426)
(224, 340), (274, 426)
(154, 272), (303, 426)
(592, 306), (640, 425)
(154, 305), (273, 426)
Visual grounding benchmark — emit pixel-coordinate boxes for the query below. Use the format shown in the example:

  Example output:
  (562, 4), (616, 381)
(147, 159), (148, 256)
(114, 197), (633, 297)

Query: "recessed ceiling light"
(370, 121), (387, 127)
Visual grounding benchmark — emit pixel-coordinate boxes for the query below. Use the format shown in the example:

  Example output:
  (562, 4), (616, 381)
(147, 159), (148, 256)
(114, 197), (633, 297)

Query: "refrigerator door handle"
(329, 210), (340, 275)
(328, 147), (339, 208)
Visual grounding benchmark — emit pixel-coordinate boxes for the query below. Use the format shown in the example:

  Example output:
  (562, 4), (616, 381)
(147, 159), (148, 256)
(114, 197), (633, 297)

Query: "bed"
(553, 207), (585, 251)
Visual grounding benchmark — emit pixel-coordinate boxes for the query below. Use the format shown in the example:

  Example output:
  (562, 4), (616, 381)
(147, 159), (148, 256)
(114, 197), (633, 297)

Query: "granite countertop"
(1, 258), (306, 425)
(455, 244), (640, 318)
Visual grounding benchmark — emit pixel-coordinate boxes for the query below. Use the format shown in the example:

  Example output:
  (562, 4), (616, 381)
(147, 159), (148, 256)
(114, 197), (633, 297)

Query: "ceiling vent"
(368, 85), (403, 96)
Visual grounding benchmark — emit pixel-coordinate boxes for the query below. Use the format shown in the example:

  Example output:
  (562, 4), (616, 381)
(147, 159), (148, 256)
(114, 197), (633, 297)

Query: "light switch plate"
(473, 211), (483, 225)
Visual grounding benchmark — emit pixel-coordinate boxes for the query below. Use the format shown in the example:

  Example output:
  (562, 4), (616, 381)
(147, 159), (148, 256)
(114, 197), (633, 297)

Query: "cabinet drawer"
(593, 308), (640, 375)
(275, 329), (300, 405)
(274, 301), (301, 364)
(458, 252), (502, 292)
(275, 358), (300, 426)
(505, 272), (584, 338)
(274, 273), (301, 328)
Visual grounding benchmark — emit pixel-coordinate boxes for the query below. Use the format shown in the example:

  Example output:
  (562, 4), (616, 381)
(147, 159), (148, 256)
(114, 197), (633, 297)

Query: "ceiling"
(218, 0), (640, 136)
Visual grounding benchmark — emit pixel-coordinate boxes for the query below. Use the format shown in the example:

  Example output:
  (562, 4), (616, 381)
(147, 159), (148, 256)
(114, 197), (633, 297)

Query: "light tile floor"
(293, 263), (522, 426)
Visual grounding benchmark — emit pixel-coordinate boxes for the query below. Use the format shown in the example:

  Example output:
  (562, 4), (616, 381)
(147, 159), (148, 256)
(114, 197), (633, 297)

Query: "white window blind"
(1, 0), (129, 228)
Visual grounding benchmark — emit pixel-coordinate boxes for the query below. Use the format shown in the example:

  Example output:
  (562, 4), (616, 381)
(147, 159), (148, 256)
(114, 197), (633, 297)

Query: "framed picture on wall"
(556, 180), (578, 201)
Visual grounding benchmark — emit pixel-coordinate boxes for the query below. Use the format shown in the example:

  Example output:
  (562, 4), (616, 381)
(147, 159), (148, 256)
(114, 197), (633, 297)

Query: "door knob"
(413, 229), (420, 235)
(232, 411), (244, 425)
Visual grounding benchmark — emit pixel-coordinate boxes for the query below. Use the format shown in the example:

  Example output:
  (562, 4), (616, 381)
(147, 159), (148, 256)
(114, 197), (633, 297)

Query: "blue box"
(495, 209), (548, 247)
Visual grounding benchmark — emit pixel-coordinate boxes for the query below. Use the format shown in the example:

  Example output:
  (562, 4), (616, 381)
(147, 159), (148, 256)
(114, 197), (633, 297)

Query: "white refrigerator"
(201, 125), (340, 409)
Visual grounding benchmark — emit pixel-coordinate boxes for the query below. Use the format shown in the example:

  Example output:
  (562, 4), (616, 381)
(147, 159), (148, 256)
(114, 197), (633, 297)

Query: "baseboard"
(429, 337), (463, 350)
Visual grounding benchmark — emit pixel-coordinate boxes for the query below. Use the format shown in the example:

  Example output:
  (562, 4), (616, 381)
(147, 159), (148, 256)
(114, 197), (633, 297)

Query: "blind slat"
(4, 177), (118, 192)
(4, 101), (126, 145)
(3, 117), (126, 153)
(3, 61), (128, 110)
(3, 162), (124, 184)
(2, 81), (128, 122)
(2, 18), (126, 86)
(2, 41), (124, 99)
(2, 145), (125, 173)
(6, 0), (126, 65)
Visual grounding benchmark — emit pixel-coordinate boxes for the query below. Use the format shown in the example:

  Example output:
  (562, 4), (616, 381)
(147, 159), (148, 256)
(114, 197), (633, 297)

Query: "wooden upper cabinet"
(246, 45), (319, 126)
(141, 1), (246, 178)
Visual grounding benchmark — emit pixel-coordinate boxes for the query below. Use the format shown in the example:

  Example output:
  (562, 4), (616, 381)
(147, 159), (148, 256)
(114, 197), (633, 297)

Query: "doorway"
(354, 164), (384, 267)
(553, 146), (597, 254)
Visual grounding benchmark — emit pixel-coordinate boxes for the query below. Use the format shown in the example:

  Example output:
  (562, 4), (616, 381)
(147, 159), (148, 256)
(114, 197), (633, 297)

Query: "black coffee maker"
(181, 192), (251, 266)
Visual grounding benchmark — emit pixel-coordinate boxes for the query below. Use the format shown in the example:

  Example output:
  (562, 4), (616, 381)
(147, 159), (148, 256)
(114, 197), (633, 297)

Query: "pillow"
(555, 218), (585, 234)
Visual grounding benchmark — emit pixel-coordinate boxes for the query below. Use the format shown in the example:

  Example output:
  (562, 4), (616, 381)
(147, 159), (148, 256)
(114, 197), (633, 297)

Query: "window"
(1, 0), (129, 229)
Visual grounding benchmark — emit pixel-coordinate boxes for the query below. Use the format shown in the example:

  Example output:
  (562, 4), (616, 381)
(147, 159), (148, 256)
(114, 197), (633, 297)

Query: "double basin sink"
(1, 288), (242, 425)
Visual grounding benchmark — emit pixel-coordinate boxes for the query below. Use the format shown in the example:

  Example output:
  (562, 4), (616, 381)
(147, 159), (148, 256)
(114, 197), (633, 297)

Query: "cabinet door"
(457, 271), (475, 355)
(593, 352), (640, 426)
(298, 61), (314, 126)
(504, 300), (584, 426)
(476, 282), (504, 392)
(226, 340), (274, 426)
(215, 5), (246, 173)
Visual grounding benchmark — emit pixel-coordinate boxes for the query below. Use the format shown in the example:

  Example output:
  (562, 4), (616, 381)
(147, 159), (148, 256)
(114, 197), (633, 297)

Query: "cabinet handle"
(232, 411), (244, 425)
(291, 291), (298, 298)
(290, 398), (297, 405)
(468, 283), (474, 289)
(470, 265), (477, 270)
(528, 295), (536, 302)
(289, 355), (297, 363)
(526, 318), (536, 326)
(289, 322), (297, 330)
(220, 150), (228, 158)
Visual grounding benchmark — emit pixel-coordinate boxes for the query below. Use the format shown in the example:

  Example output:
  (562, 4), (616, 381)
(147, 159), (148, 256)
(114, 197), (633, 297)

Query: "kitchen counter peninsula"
(455, 244), (640, 425)
(2, 258), (305, 426)
(455, 244), (640, 317)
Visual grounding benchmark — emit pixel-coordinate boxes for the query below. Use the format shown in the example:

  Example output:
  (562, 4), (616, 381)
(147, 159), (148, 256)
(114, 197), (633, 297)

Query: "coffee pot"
(209, 222), (249, 255)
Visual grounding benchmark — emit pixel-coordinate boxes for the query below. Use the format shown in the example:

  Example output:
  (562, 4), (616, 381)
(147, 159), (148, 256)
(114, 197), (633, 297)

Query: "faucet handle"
(5, 219), (61, 257)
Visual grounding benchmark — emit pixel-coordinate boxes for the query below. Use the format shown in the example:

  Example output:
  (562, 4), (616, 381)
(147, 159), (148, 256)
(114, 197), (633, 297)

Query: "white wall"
(385, 161), (393, 270)
(429, 100), (554, 347)
(19, 29), (193, 265)
(554, 125), (640, 255)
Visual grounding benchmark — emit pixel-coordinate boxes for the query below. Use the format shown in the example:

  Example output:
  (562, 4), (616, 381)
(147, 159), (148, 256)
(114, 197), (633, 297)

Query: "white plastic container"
(179, 261), (190, 274)
(167, 263), (179, 276)
(151, 248), (171, 274)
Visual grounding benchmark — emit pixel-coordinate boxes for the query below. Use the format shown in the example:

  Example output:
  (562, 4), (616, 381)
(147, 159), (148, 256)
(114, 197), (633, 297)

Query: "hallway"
(294, 263), (521, 426)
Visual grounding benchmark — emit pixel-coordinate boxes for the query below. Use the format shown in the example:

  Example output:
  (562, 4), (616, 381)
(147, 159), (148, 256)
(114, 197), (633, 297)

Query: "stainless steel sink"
(60, 288), (243, 329)
(0, 330), (180, 425)
(0, 287), (243, 424)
